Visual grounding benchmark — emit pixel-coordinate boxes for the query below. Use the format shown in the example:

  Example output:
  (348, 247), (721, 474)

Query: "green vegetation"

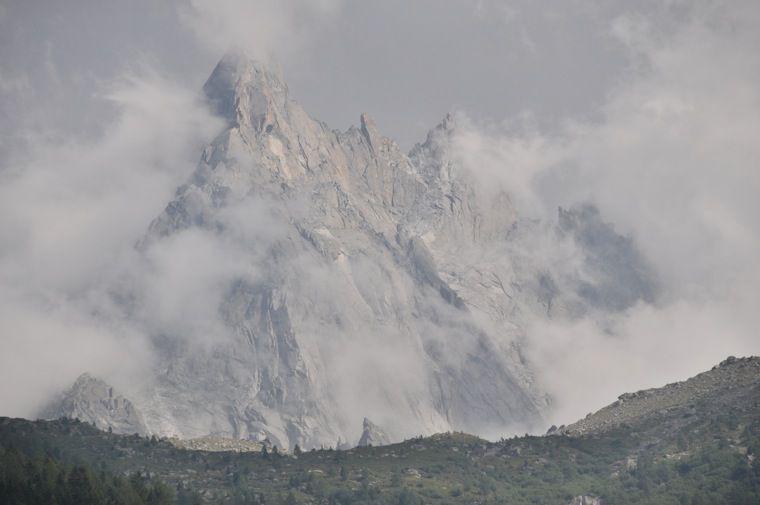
(0, 445), (184, 505)
(1, 406), (758, 504)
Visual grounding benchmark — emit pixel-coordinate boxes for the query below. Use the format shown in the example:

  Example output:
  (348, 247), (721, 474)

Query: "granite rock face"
(41, 373), (147, 436)
(48, 51), (657, 449)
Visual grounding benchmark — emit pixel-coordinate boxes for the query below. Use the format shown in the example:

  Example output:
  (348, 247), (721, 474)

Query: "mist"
(1, 0), (758, 440)
(0, 71), (223, 414)
(449, 0), (760, 426)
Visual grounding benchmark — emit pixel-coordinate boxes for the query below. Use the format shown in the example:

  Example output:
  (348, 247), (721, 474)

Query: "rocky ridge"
(557, 356), (760, 437)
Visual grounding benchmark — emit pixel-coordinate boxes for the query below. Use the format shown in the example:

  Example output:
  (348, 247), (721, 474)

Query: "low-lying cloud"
(0, 72), (222, 414)
(450, 0), (760, 426)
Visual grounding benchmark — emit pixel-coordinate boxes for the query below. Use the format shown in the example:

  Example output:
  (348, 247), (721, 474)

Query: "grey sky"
(1, 0), (680, 150)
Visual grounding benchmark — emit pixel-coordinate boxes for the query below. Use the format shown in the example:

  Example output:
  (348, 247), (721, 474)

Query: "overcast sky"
(1, 0), (758, 427)
(1, 0), (692, 150)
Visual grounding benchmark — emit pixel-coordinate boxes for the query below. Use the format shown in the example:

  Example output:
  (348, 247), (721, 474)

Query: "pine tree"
(66, 466), (100, 505)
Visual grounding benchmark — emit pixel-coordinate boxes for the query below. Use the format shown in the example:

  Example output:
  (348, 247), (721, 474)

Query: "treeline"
(0, 446), (200, 505)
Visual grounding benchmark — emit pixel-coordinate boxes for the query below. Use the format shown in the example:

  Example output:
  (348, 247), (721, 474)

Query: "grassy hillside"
(2, 358), (758, 504)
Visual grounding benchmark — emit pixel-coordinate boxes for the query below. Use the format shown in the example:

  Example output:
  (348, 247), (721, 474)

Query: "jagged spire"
(202, 50), (289, 134)
(357, 417), (390, 447)
(359, 112), (382, 152)
(407, 111), (461, 184)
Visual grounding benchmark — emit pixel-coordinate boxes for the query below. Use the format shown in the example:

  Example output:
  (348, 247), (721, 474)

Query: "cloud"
(449, 111), (564, 215)
(526, 297), (759, 426)
(566, 3), (760, 295)
(0, 72), (222, 416)
(450, 0), (760, 427)
(180, 0), (343, 62)
(0, 0), (348, 430)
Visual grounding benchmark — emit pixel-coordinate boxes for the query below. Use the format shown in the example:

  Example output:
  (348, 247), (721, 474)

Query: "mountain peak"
(202, 50), (288, 133)
(359, 112), (382, 152)
(73, 372), (96, 385)
(437, 112), (457, 132)
(357, 417), (391, 447)
(207, 49), (285, 88)
(40, 373), (148, 436)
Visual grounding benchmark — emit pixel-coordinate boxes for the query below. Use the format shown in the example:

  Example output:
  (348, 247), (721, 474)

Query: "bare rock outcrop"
(357, 417), (390, 447)
(41, 373), (147, 435)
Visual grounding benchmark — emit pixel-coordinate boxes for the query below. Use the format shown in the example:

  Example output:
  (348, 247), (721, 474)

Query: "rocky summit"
(357, 417), (390, 447)
(41, 373), (148, 436)
(43, 51), (656, 450)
